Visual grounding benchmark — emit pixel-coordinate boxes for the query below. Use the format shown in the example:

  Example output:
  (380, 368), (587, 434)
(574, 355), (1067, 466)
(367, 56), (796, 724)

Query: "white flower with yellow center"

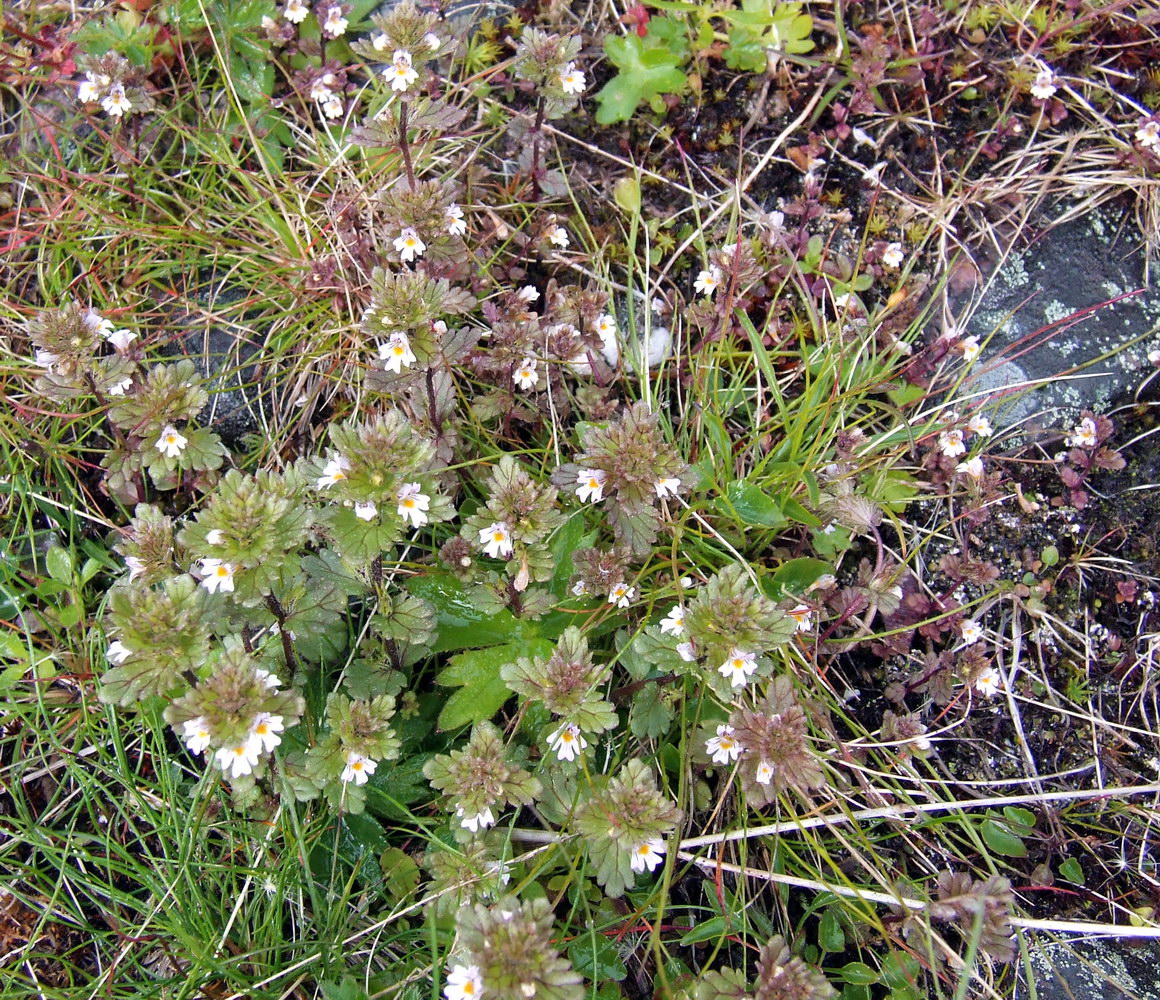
(974, 666), (1002, 697)
(320, 5), (347, 36)
(754, 759), (775, 785)
(249, 713), (284, 754)
(444, 965), (484, 1000)
(322, 96), (344, 119)
(379, 331), (417, 374)
(77, 72), (110, 103)
(594, 314), (616, 339)
(479, 522), (513, 559)
(155, 425), (187, 459)
(938, 429), (966, 458)
(705, 724), (742, 764)
(787, 605), (812, 632)
(559, 62), (586, 95)
(215, 740), (261, 779)
(956, 456), (985, 479)
(102, 84), (132, 117)
(1137, 119), (1160, 150)
(446, 203), (467, 236)
(718, 648), (757, 688)
(182, 717), (212, 755)
(608, 582), (635, 608)
(549, 723), (587, 762)
(317, 454), (351, 488)
(960, 619), (984, 645)
(396, 482), (430, 528)
(513, 358), (538, 389)
(960, 335), (981, 362)
(1067, 417), (1097, 448)
(1030, 67), (1058, 100)
(629, 838), (665, 873)
(283, 0), (309, 23)
(659, 605), (685, 636)
(198, 558), (236, 595)
(694, 266), (722, 298)
(966, 414), (993, 437)
(340, 751), (377, 785)
(575, 468), (606, 503)
(386, 49), (419, 92)
(881, 242), (904, 269)
(394, 227), (426, 262)
(546, 223), (570, 249)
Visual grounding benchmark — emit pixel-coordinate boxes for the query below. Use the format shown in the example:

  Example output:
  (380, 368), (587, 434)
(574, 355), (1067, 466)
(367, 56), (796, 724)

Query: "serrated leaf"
(436, 640), (553, 730)
(629, 684), (673, 739)
(594, 34), (687, 125)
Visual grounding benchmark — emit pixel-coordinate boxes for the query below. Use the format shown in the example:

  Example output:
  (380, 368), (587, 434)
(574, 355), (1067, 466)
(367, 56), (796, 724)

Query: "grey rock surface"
(1014, 937), (1160, 1000)
(956, 206), (1160, 431)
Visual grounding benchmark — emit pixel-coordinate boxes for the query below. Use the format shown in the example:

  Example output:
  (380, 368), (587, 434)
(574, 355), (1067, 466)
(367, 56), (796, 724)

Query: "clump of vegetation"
(2, 0), (1159, 998)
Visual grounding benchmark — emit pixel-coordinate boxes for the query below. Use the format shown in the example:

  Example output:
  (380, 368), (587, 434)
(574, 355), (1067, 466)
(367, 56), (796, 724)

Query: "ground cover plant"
(2, 1), (1160, 999)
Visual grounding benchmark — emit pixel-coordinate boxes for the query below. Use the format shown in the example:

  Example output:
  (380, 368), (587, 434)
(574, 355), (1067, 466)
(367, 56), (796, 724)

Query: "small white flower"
(754, 759), (775, 785)
(444, 965), (484, 1000)
(966, 414), (993, 437)
(881, 242), (904, 269)
(379, 331), (417, 374)
(705, 724), (742, 765)
(124, 555), (145, 581)
(786, 605), (812, 632)
(516, 285), (539, 303)
(457, 805), (496, 833)
(182, 716), (212, 755)
(718, 648), (757, 688)
(155, 425), (188, 459)
(960, 619), (984, 645)
(394, 227), (426, 262)
(594, 314), (616, 340)
(546, 223), (570, 249)
(199, 558), (236, 595)
(35, 348), (60, 370)
(77, 72), (109, 103)
(956, 456), (985, 479)
(320, 5), (347, 36)
(479, 522), (514, 559)
(558, 61), (586, 95)
(309, 79), (334, 102)
(107, 376), (133, 396)
(513, 359), (539, 389)
(575, 469), (606, 503)
(423, 31), (441, 51)
(960, 335), (981, 362)
(629, 838), (665, 873)
(215, 740), (261, 779)
(938, 429), (967, 458)
(833, 292), (853, 310)
(676, 641), (697, 662)
(1030, 67), (1058, 100)
(974, 666), (1002, 697)
(317, 454), (351, 488)
(106, 639), (132, 665)
(249, 713), (284, 754)
(549, 723), (587, 762)
(1137, 119), (1160, 150)
(104, 327), (136, 351)
(354, 501), (378, 521)
(654, 477), (681, 499)
(1067, 417), (1097, 448)
(608, 582), (635, 608)
(446, 203), (467, 237)
(283, 0), (309, 22)
(101, 83), (132, 117)
(570, 579), (588, 597)
(396, 482), (431, 528)
(694, 266), (722, 298)
(321, 96), (344, 119)
(341, 751), (377, 785)
(255, 669), (281, 690)
(206, 529), (225, 545)
(385, 49), (419, 92)
(659, 606), (685, 636)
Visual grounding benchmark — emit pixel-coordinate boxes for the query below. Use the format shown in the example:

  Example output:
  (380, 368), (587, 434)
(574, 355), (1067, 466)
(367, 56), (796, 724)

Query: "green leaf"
(342, 811), (390, 858)
(818, 909), (845, 952)
(407, 572), (548, 651)
(593, 34), (687, 125)
(771, 558), (831, 596)
(719, 481), (786, 528)
(838, 962), (879, 986)
(378, 846), (421, 900)
(628, 684), (673, 739)
(45, 546), (73, 584)
(320, 977), (371, 1000)
(436, 640), (553, 730)
(0, 662), (26, 692)
(1058, 857), (1084, 884)
(678, 915), (728, 945)
(879, 951), (920, 990)
(1002, 805), (1037, 834)
(981, 817), (1028, 858)
(568, 935), (628, 982)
